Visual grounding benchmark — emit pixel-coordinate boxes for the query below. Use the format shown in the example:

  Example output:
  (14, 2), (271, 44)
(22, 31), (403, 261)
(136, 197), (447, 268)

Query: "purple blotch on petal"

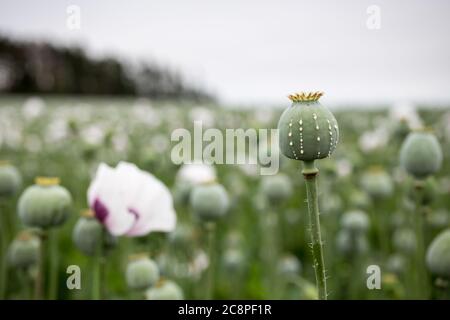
(93, 198), (109, 223)
(128, 207), (140, 221)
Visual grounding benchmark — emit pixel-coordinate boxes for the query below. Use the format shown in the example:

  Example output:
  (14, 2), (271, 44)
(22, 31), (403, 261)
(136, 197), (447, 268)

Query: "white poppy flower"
(87, 162), (176, 237)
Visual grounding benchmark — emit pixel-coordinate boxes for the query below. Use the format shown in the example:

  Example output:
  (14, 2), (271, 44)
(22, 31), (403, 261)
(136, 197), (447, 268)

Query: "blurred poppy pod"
(0, 161), (22, 197)
(223, 248), (245, 272)
(426, 229), (450, 279)
(126, 254), (160, 290)
(360, 167), (393, 199)
(400, 130), (443, 180)
(277, 254), (302, 277)
(336, 229), (369, 257)
(8, 231), (40, 269)
(72, 210), (116, 256)
(393, 228), (416, 255)
(145, 279), (184, 300)
(190, 182), (230, 222)
(260, 174), (293, 206)
(18, 177), (72, 229)
(278, 92), (339, 161)
(340, 210), (370, 234)
(174, 164), (217, 206)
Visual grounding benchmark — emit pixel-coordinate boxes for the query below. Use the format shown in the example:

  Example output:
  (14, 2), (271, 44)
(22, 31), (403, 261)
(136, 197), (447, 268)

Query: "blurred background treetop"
(0, 35), (213, 102)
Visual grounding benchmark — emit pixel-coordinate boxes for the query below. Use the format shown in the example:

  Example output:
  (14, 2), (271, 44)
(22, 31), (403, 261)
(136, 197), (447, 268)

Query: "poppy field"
(0, 95), (449, 300)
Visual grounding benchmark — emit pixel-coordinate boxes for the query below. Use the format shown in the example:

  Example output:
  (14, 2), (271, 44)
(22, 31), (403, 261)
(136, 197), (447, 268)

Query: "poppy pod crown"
(0, 160), (10, 166)
(35, 176), (60, 186)
(278, 92), (339, 162)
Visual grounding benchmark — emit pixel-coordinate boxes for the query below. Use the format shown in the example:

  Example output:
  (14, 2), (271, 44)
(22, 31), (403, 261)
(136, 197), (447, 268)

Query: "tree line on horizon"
(0, 35), (213, 102)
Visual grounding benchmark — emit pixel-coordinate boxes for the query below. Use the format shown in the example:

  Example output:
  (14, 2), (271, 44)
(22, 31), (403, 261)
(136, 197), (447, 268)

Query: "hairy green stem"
(205, 222), (216, 300)
(302, 160), (327, 300)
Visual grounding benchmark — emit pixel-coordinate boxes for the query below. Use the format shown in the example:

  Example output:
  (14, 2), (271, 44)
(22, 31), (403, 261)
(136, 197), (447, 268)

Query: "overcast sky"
(0, 0), (449, 106)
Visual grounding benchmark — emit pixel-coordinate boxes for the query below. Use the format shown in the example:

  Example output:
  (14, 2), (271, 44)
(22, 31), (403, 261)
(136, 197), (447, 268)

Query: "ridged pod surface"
(72, 215), (116, 256)
(426, 229), (450, 278)
(126, 255), (160, 290)
(278, 93), (339, 161)
(8, 232), (40, 268)
(190, 182), (229, 222)
(18, 178), (72, 229)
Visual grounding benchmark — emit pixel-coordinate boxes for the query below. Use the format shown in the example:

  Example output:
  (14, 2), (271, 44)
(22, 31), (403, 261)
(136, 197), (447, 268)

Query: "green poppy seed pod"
(320, 193), (343, 216)
(126, 254), (160, 290)
(386, 254), (406, 275)
(277, 254), (302, 277)
(223, 248), (245, 272)
(427, 209), (449, 231)
(426, 229), (450, 279)
(190, 182), (230, 222)
(72, 210), (116, 256)
(18, 177), (72, 229)
(336, 230), (368, 257)
(400, 130), (443, 179)
(8, 231), (40, 269)
(145, 280), (184, 300)
(392, 119), (411, 142)
(393, 228), (416, 255)
(340, 210), (370, 234)
(260, 174), (292, 206)
(0, 161), (22, 197)
(360, 167), (393, 199)
(278, 92), (339, 161)
(348, 190), (371, 210)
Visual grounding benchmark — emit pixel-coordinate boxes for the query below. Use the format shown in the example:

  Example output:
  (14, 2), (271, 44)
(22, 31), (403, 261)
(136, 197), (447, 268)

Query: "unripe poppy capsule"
(190, 182), (230, 222)
(145, 279), (184, 300)
(426, 229), (450, 279)
(126, 254), (160, 290)
(18, 177), (72, 229)
(0, 161), (22, 197)
(72, 210), (116, 256)
(278, 92), (339, 161)
(400, 130), (443, 179)
(8, 231), (40, 269)
(260, 174), (293, 206)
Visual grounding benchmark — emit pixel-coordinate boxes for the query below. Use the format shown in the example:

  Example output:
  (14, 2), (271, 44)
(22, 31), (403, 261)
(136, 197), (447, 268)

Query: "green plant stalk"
(0, 201), (8, 299)
(91, 229), (104, 300)
(372, 204), (389, 254)
(260, 209), (279, 297)
(205, 222), (216, 300)
(19, 268), (31, 299)
(35, 231), (47, 300)
(48, 229), (59, 300)
(302, 160), (327, 300)
(413, 182), (430, 299)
